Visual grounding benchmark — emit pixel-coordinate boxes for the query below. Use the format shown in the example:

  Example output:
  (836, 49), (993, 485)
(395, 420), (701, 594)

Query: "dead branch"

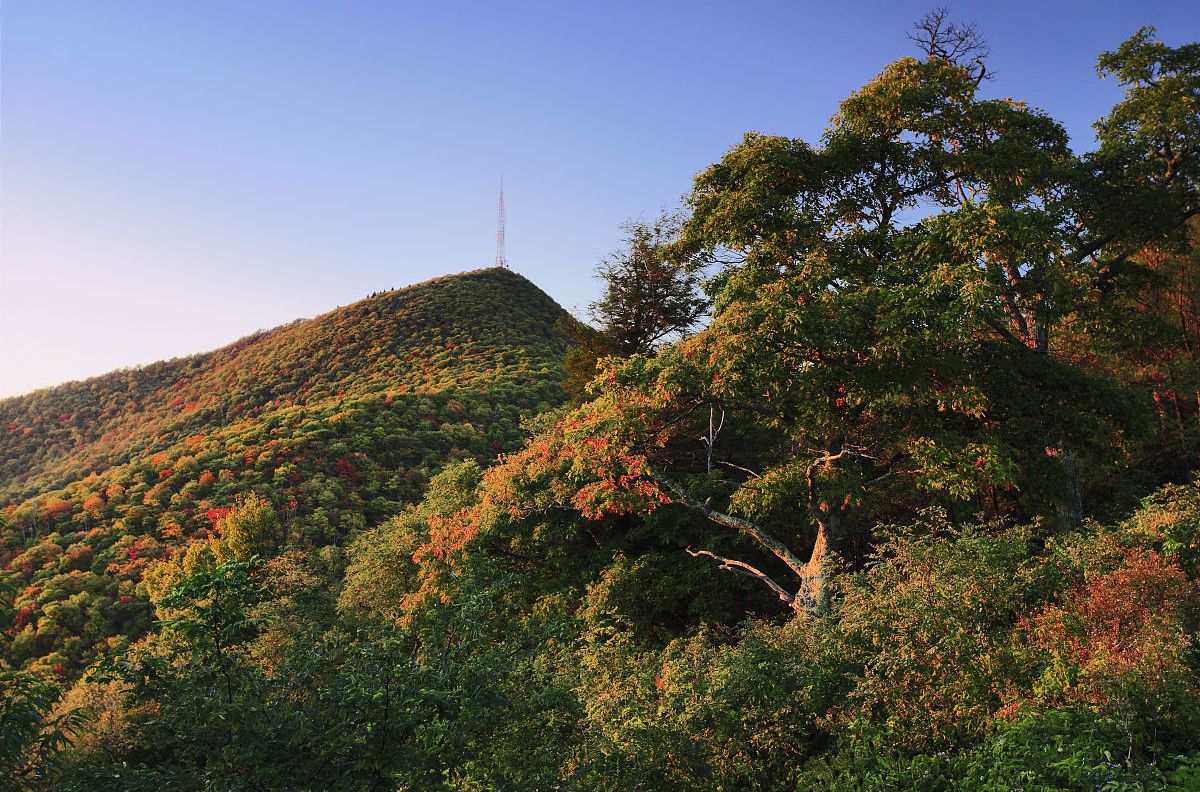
(716, 460), (761, 479)
(655, 472), (810, 581)
(908, 6), (990, 84)
(686, 547), (797, 605)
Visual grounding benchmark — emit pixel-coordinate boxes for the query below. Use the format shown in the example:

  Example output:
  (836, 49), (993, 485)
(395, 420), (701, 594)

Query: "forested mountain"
(2, 267), (568, 505)
(0, 267), (570, 674)
(3, 22), (1200, 792)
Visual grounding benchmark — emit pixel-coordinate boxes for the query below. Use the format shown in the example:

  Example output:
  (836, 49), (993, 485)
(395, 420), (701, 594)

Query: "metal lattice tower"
(494, 176), (508, 268)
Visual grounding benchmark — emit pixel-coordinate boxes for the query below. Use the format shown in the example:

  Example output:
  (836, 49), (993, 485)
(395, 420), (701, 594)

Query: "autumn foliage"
(3, 22), (1200, 792)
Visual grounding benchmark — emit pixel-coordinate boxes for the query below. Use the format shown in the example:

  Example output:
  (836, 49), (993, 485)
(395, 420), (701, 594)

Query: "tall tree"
(563, 211), (709, 394)
(463, 26), (1198, 613)
(590, 211), (709, 356)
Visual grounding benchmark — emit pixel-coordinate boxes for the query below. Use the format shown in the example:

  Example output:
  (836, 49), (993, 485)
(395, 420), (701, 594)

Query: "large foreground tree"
(439, 26), (1199, 613)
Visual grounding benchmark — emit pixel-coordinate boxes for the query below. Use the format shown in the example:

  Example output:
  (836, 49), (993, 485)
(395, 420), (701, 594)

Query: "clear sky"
(1, 0), (1196, 398)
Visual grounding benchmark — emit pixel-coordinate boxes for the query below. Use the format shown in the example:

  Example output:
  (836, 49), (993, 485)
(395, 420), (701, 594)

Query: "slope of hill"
(0, 267), (571, 672)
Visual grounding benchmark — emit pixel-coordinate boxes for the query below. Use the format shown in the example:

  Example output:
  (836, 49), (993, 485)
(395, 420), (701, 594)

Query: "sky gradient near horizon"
(2, 0), (1197, 398)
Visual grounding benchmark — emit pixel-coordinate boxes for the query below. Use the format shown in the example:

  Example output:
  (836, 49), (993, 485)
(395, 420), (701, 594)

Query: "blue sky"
(2, 0), (1196, 397)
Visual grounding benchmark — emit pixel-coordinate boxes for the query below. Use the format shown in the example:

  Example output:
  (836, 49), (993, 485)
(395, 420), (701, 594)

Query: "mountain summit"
(2, 267), (569, 503)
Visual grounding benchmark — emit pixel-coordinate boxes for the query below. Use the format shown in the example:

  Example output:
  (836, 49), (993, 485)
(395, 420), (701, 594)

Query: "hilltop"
(2, 268), (569, 504)
(0, 267), (572, 671)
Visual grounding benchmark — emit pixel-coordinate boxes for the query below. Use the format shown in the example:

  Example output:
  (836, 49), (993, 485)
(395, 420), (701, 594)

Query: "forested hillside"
(1, 267), (567, 504)
(0, 267), (570, 675)
(3, 21), (1200, 792)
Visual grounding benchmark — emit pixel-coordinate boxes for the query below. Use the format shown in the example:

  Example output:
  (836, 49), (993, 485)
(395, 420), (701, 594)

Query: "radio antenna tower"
(494, 176), (508, 268)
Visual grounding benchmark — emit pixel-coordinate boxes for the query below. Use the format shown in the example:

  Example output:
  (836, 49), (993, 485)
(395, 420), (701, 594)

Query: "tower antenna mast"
(494, 176), (508, 268)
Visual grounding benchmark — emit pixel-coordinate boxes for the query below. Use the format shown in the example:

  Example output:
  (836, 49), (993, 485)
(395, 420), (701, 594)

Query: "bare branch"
(862, 454), (906, 487)
(686, 547), (798, 605)
(702, 404), (726, 473)
(655, 472), (810, 581)
(908, 7), (990, 84)
(716, 460), (761, 479)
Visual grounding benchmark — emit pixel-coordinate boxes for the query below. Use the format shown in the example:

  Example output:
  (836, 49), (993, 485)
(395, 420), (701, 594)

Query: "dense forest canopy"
(3, 20), (1200, 792)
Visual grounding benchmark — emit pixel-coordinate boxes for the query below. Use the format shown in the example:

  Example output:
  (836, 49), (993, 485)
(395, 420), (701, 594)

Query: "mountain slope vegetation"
(2, 267), (567, 504)
(0, 267), (571, 673)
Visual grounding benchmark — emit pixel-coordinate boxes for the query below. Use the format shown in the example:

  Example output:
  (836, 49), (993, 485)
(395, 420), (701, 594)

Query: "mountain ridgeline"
(0, 267), (571, 671)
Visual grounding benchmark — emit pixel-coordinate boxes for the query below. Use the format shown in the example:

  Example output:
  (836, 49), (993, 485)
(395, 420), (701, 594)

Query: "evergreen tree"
(564, 211), (709, 394)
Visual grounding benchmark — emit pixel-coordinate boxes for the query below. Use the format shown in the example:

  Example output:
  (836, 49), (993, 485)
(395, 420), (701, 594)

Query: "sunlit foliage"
(2, 22), (1199, 792)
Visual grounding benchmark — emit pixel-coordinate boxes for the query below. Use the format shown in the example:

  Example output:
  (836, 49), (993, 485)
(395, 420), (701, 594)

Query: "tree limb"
(654, 472), (810, 581)
(686, 547), (797, 605)
(716, 460), (761, 479)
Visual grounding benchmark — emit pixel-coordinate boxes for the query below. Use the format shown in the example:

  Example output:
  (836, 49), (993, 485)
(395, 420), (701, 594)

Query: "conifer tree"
(564, 211), (709, 394)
